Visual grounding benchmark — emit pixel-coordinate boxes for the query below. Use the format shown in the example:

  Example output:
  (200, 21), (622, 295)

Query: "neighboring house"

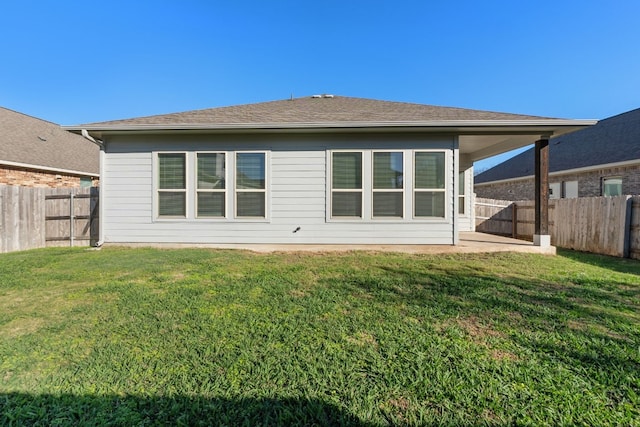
(1, 107), (99, 187)
(475, 108), (639, 200)
(65, 95), (592, 246)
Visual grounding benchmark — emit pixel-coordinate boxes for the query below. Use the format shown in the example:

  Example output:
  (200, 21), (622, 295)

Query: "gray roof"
(475, 108), (640, 184)
(1, 107), (99, 175)
(84, 95), (554, 126)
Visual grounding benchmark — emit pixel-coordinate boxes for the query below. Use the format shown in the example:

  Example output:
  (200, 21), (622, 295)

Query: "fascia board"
(63, 119), (597, 134)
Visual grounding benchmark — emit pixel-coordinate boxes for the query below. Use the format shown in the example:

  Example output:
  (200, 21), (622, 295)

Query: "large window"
(414, 151), (445, 218)
(373, 152), (403, 218)
(197, 153), (226, 217)
(331, 152), (363, 218)
(158, 153), (186, 217)
(236, 152), (266, 218)
(603, 177), (622, 196)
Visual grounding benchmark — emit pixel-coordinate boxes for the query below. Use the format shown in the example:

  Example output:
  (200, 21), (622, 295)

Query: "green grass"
(0, 247), (639, 426)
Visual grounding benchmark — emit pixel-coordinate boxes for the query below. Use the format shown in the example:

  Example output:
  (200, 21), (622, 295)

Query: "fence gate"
(45, 188), (99, 247)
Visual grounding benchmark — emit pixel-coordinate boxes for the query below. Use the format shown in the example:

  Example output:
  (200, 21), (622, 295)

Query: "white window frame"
(413, 150), (448, 220)
(234, 151), (269, 219)
(195, 151), (227, 219)
(155, 151), (188, 219)
(329, 150), (365, 220)
(371, 150), (405, 219)
(458, 170), (467, 216)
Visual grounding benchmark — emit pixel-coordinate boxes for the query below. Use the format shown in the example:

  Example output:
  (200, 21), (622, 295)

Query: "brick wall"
(475, 164), (640, 201)
(0, 165), (98, 188)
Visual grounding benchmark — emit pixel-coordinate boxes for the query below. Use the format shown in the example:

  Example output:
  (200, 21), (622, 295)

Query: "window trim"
(413, 150), (448, 219)
(330, 150), (365, 220)
(458, 170), (467, 216)
(195, 151), (227, 219)
(155, 151), (188, 219)
(234, 151), (269, 219)
(371, 150), (405, 219)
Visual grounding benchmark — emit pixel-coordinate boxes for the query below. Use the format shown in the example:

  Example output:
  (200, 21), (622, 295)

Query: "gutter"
(65, 118), (597, 133)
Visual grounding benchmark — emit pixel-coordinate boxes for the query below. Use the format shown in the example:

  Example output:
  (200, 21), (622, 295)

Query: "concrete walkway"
(120, 232), (555, 255)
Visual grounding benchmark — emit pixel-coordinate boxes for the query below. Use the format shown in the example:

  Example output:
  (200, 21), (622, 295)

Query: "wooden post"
(534, 138), (550, 246)
(69, 193), (75, 247)
(512, 203), (518, 239)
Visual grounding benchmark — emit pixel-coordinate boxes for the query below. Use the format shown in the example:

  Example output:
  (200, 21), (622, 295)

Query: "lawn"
(0, 247), (639, 426)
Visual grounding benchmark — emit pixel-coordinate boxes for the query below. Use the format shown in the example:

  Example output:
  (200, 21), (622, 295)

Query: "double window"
(156, 151), (267, 219)
(330, 150), (447, 220)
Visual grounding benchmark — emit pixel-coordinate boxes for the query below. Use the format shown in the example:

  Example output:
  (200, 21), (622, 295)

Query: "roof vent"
(311, 94), (322, 98)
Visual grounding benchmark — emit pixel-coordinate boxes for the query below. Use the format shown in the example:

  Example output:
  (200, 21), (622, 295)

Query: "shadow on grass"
(343, 257), (640, 376)
(0, 393), (373, 426)
(558, 248), (640, 276)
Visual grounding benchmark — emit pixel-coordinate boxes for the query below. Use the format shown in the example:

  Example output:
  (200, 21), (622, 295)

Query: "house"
(1, 107), (99, 187)
(475, 108), (639, 200)
(65, 96), (593, 246)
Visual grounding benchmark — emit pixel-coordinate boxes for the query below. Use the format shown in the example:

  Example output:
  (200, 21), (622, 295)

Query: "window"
(458, 171), (465, 215)
(414, 152), (446, 218)
(236, 152), (266, 218)
(373, 152), (403, 218)
(158, 153), (186, 217)
(197, 153), (226, 217)
(603, 177), (622, 196)
(331, 152), (363, 218)
(563, 180), (578, 198)
(80, 177), (93, 188)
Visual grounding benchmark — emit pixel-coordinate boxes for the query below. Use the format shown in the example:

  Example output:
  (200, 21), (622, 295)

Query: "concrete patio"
(115, 232), (555, 255)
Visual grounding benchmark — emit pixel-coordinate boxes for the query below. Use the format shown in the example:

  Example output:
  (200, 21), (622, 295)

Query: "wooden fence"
(0, 185), (99, 253)
(476, 196), (640, 259)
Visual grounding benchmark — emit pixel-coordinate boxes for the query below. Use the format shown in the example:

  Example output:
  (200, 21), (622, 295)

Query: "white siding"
(102, 133), (457, 245)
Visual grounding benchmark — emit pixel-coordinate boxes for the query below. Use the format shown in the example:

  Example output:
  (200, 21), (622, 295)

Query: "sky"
(1, 0), (639, 171)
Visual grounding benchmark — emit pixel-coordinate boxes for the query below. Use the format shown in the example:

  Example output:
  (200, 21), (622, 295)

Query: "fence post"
(623, 196), (632, 258)
(69, 193), (74, 247)
(512, 203), (518, 239)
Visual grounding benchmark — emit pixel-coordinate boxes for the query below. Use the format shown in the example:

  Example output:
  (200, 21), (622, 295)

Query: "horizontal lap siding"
(102, 135), (455, 245)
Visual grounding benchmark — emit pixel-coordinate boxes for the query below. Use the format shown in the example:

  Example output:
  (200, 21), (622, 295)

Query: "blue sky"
(1, 0), (639, 171)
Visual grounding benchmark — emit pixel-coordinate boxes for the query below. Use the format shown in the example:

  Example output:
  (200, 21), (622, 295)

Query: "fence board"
(0, 185), (99, 253)
(476, 196), (636, 258)
(630, 197), (640, 260)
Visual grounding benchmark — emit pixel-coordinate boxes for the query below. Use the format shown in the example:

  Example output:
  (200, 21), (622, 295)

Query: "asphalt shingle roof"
(85, 95), (553, 126)
(1, 107), (99, 175)
(475, 108), (640, 184)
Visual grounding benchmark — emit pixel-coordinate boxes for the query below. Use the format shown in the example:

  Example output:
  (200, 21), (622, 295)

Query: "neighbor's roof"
(0, 107), (99, 176)
(475, 107), (640, 184)
(79, 95), (554, 127)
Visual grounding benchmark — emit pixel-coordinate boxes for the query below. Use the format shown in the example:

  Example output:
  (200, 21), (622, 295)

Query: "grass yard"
(0, 247), (639, 426)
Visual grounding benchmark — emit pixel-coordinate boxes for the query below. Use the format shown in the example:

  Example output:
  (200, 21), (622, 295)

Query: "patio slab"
(111, 232), (555, 255)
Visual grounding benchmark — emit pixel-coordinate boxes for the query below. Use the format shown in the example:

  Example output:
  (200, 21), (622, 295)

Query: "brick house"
(474, 108), (640, 200)
(1, 107), (99, 187)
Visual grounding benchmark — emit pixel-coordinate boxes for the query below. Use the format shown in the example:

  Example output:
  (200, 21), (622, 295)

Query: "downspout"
(80, 130), (105, 247)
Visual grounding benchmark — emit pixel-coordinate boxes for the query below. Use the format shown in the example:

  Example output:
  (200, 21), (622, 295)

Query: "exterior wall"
(475, 163), (640, 201)
(102, 133), (459, 245)
(0, 164), (98, 188)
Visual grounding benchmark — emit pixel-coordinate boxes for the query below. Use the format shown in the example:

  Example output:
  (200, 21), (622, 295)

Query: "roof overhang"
(0, 159), (99, 178)
(64, 119), (597, 162)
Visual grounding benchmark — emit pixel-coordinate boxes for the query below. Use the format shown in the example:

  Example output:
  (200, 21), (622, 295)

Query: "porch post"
(534, 137), (550, 247)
